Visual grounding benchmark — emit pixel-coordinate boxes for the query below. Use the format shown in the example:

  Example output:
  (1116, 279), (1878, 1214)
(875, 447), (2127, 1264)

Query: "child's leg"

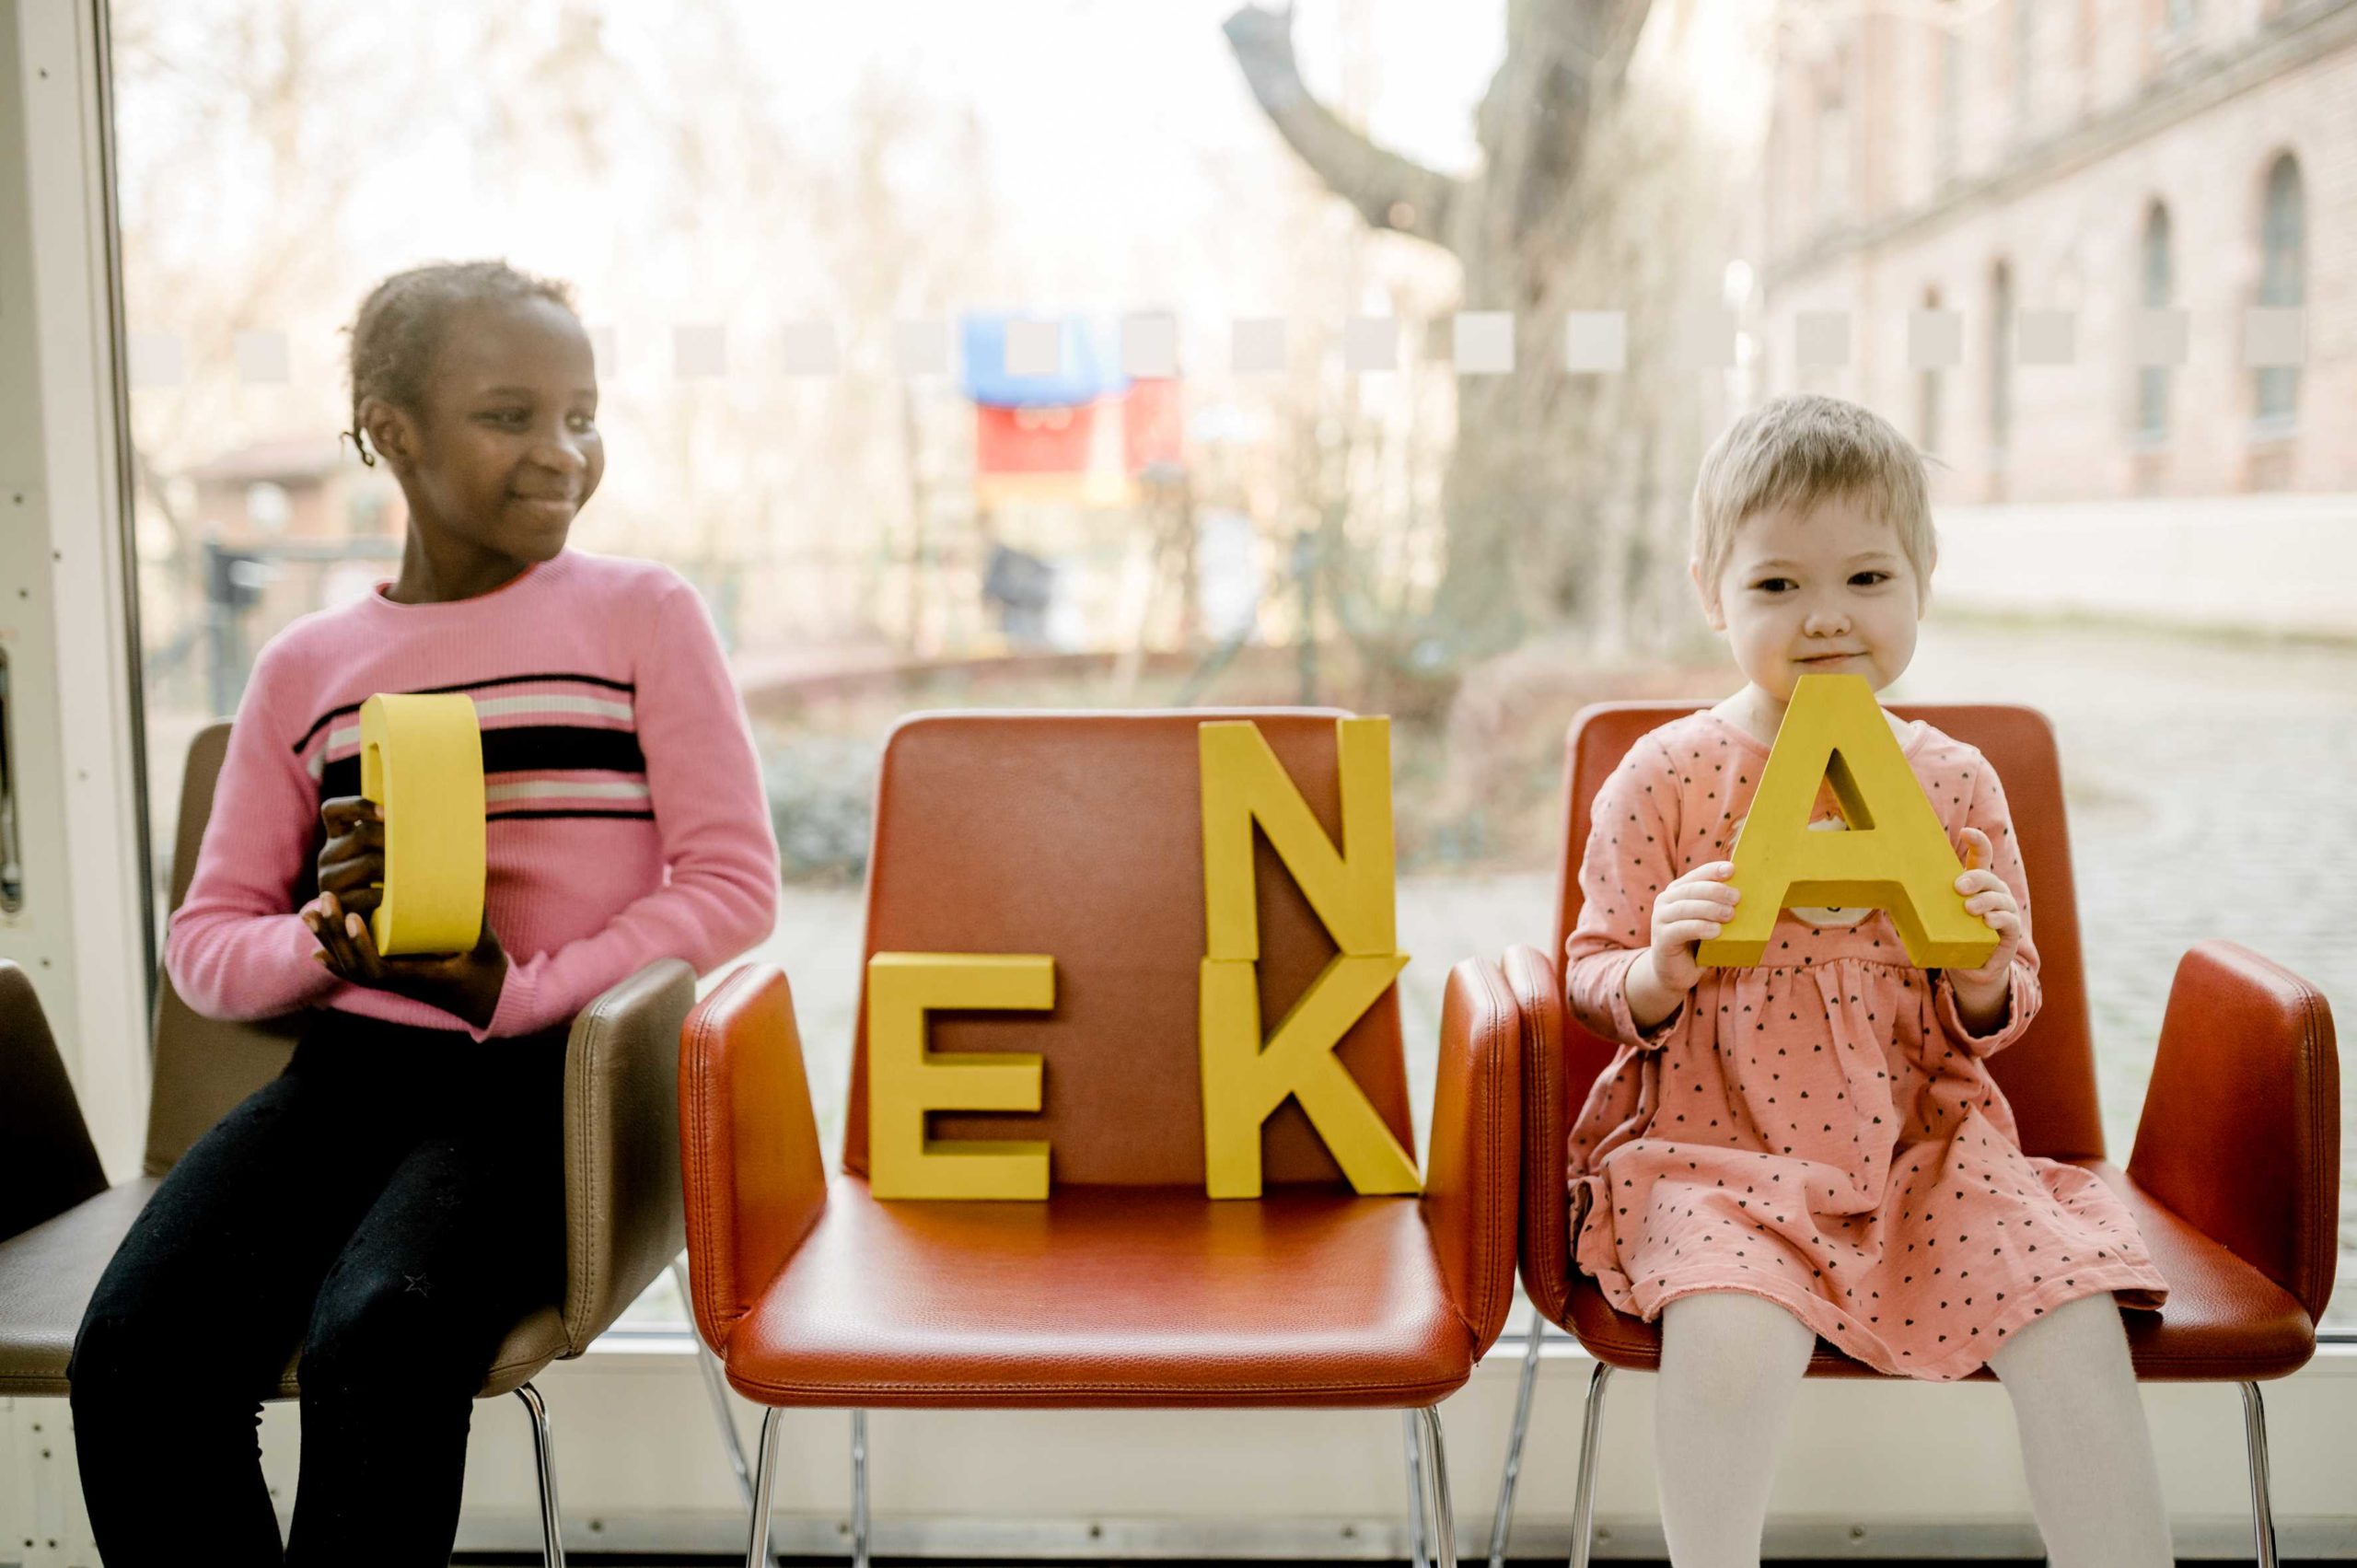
(1654, 1290), (1817, 1568)
(1986, 1291), (2173, 1568)
(68, 1041), (410, 1561)
(283, 1028), (567, 1568)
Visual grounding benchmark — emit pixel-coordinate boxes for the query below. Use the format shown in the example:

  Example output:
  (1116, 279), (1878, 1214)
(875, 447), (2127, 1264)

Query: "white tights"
(1651, 1289), (2173, 1568)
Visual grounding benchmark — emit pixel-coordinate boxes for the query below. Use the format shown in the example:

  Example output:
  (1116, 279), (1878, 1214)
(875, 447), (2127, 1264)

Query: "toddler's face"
(1695, 491), (1922, 702)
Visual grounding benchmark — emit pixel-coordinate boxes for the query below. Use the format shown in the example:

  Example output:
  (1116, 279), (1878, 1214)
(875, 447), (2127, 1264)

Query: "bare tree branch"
(1222, 4), (1465, 249)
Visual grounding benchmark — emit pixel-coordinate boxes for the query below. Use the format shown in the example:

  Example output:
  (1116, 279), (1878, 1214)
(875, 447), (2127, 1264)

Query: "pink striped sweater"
(166, 548), (780, 1041)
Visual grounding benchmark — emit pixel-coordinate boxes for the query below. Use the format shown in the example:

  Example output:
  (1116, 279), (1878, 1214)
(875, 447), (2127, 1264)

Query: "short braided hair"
(343, 261), (578, 467)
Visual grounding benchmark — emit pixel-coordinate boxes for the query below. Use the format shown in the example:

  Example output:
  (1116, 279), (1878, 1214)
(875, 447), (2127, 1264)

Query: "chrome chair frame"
(736, 1402), (1460, 1568)
(679, 1240), (1451, 1568)
(1483, 1325), (2285, 1568)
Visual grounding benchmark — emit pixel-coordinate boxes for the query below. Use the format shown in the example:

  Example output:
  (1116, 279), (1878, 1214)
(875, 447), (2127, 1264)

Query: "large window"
(110, 0), (2353, 1341)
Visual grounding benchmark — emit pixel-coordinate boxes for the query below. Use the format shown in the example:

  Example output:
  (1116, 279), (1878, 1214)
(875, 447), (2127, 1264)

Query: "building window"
(2137, 203), (2172, 442)
(1817, 63), (1851, 227)
(2165, 0), (2197, 33)
(1936, 28), (1961, 182)
(1919, 286), (1945, 455)
(2013, 1), (2034, 127)
(2255, 152), (2304, 429)
(1989, 261), (2013, 459)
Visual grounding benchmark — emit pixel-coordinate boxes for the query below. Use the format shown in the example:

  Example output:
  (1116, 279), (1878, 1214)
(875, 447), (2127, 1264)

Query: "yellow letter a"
(1695, 673), (1997, 970)
(1197, 718), (1418, 1199)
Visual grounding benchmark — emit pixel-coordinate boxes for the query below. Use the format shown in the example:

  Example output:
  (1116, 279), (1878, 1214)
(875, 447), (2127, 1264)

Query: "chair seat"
(0, 1179), (566, 1400)
(1561, 1160), (2316, 1382)
(718, 1179), (1477, 1409)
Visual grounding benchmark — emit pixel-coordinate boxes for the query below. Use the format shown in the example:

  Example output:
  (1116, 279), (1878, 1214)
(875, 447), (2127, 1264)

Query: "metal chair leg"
(1566, 1361), (1612, 1568)
(1416, 1406), (1458, 1568)
(676, 1260), (759, 1506)
(2240, 1380), (2280, 1568)
(1487, 1312), (1549, 1568)
(1403, 1408), (1432, 1568)
(852, 1408), (871, 1568)
(746, 1406), (784, 1568)
(673, 1259), (788, 1566)
(513, 1381), (565, 1568)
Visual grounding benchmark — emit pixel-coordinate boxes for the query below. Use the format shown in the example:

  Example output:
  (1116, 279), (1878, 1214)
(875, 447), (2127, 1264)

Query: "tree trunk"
(1225, 0), (1658, 657)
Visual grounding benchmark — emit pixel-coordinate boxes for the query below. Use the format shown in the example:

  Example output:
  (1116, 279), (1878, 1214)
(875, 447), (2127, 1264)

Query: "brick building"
(1755, 0), (2354, 507)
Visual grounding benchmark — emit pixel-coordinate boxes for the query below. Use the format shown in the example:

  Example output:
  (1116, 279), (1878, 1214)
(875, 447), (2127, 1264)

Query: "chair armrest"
(1421, 956), (1522, 1356)
(2126, 940), (2340, 1326)
(679, 964), (829, 1356)
(558, 958), (699, 1354)
(0, 961), (110, 1244)
(1501, 945), (1573, 1327)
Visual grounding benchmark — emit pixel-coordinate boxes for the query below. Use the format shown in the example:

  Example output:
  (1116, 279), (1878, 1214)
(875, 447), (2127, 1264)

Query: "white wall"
(1933, 495), (2357, 640)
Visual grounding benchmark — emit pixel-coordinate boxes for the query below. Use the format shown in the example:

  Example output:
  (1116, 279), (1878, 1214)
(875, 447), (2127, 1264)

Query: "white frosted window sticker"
(1795, 310), (1851, 367)
(2244, 308), (2305, 368)
(234, 331), (290, 386)
(1563, 311), (1627, 373)
(780, 321), (840, 377)
(1343, 315), (1398, 372)
(1006, 319), (1062, 377)
(129, 331), (185, 389)
(1907, 309), (1962, 369)
(1121, 312), (1178, 378)
(1231, 318), (1286, 374)
(1685, 308), (1737, 368)
(2132, 308), (2189, 367)
(586, 325), (620, 375)
(1452, 311), (1515, 375)
(2016, 309), (2075, 366)
(674, 324), (727, 379)
(894, 319), (950, 376)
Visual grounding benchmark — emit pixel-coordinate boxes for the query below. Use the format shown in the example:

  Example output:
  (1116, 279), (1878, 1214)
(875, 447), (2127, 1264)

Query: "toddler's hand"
(1646, 860), (1741, 998)
(1946, 826), (2023, 990)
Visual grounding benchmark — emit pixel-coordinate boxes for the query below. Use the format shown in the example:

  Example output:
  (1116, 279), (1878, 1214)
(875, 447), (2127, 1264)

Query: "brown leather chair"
(0, 722), (697, 1565)
(679, 711), (1523, 1568)
(1482, 702), (2340, 1568)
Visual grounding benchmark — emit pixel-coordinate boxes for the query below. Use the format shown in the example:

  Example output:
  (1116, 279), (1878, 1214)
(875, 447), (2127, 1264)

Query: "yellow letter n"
(1197, 718), (1417, 1200)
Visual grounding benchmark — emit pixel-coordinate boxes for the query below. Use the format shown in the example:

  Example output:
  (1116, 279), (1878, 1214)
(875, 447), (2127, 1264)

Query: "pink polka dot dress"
(1563, 711), (2167, 1381)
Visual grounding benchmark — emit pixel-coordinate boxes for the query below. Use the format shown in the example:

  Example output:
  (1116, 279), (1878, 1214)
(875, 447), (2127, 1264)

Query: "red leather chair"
(679, 712), (1523, 1568)
(1487, 703), (2339, 1568)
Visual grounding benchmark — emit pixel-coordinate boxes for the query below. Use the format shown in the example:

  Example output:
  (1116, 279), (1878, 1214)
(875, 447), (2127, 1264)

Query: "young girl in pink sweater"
(69, 261), (778, 1564)
(1564, 395), (2171, 1564)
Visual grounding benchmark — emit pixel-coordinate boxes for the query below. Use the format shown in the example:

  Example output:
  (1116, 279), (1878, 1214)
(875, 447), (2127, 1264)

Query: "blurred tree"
(1224, 0), (1725, 660)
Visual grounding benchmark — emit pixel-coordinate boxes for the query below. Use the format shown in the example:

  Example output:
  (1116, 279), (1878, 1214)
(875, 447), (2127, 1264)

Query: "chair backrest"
(1551, 703), (2106, 1161)
(0, 959), (110, 1238)
(840, 711), (1415, 1189)
(144, 723), (306, 1175)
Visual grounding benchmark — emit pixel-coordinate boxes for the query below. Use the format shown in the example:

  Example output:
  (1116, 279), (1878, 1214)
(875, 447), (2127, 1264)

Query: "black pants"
(68, 1013), (568, 1566)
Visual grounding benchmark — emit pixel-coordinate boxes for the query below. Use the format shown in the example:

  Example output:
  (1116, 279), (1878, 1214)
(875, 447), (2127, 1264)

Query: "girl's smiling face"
(1694, 489), (1922, 703)
(366, 295), (603, 567)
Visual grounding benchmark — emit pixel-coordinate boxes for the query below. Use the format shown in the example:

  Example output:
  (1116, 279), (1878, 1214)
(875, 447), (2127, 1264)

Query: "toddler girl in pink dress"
(1565, 393), (2172, 1564)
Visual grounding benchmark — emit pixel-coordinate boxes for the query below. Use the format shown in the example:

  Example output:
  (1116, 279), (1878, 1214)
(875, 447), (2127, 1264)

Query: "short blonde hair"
(1690, 393), (1935, 608)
